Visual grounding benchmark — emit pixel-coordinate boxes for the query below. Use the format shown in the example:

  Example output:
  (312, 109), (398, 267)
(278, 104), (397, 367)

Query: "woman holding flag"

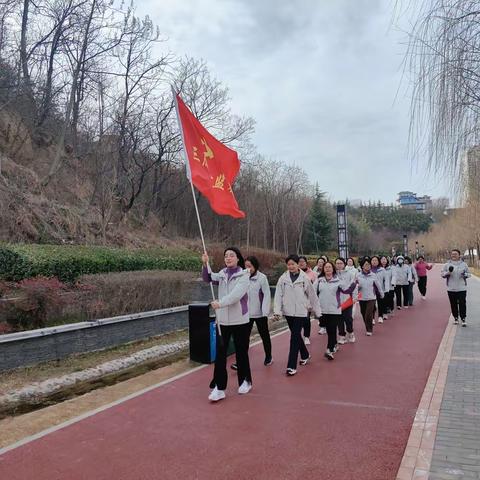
(202, 248), (252, 402)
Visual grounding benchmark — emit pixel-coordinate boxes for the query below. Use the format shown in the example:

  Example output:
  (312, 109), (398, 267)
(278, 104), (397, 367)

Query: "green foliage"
(0, 244), (202, 282)
(302, 186), (336, 254)
(350, 204), (433, 234)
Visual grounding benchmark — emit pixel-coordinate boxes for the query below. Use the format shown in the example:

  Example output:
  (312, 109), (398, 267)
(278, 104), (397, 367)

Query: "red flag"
(175, 93), (245, 219)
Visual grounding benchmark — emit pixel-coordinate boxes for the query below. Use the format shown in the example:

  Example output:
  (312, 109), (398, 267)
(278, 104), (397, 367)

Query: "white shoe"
(238, 380), (252, 395)
(378, 317), (383, 324)
(348, 333), (356, 343)
(338, 335), (346, 344)
(422, 296), (426, 300)
(383, 315), (388, 320)
(318, 327), (326, 335)
(208, 387), (226, 402)
(454, 318), (459, 325)
(286, 368), (297, 376)
(304, 337), (311, 345)
(404, 306), (409, 309)
(299, 355), (310, 366)
(372, 319), (376, 325)
(397, 306), (402, 310)
(366, 332), (373, 336)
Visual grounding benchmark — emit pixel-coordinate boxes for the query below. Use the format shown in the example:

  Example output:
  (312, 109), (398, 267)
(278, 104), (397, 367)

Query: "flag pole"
(171, 87), (217, 305)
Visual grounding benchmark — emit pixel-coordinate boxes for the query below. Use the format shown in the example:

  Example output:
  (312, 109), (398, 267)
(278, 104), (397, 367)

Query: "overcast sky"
(138, 0), (450, 205)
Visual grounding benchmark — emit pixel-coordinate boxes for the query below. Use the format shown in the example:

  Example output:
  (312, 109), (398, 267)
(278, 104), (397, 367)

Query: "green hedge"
(0, 244), (202, 282)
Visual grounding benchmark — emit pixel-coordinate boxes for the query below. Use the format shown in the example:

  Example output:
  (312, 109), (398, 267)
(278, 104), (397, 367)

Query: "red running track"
(0, 274), (449, 480)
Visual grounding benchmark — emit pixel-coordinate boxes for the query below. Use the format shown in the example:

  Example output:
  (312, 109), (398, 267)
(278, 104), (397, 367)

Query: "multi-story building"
(397, 191), (432, 213)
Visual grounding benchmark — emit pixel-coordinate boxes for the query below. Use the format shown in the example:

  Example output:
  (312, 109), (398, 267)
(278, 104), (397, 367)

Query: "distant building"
(397, 191), (432, 213)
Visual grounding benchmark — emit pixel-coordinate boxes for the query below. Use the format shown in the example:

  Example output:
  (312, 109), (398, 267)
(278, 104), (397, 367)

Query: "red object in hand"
(176, 93), (245, 219)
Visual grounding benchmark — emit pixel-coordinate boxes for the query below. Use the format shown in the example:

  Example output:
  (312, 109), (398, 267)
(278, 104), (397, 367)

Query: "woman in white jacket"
(202, 247), (251, 402)
(314, 261), (356, 360)
(274, 254), (321, 376)
(392, 255), (412, 310)
(245, 256), (273, 366)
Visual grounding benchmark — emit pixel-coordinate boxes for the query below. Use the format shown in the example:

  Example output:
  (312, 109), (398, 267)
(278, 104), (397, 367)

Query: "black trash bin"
(188, 303), (235, 364)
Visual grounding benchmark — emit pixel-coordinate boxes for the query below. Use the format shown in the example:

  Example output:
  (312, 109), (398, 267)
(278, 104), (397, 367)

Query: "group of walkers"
(201, 247), (470, 402)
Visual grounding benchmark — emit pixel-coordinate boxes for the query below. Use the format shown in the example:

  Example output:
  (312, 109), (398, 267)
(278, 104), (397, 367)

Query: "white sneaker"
(372, 319), (376, 325)
(208, 387), (226, 402)
(404, 306), (409, 309)
(383, 315), (388, 320)
(454, 318), (459, 325)
(286, 368), (297, 376)
(397, 306), (402, 310)
(348, 333), (356, 343)
(304, 337), (311, 345)
(299, 355), (310, 366)
(238, 380), (252, 395)
(422, 296), (426, 300)
(366, 332), (373, 336)
(378, 317), (383, 324)
(318, 327), (326, 335)
(338, 335), (346, 344)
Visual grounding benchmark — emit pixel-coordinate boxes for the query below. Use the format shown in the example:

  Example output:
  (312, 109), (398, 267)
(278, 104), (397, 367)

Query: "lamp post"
(403, 234), (408, 257)
(337, 204), (348, 259)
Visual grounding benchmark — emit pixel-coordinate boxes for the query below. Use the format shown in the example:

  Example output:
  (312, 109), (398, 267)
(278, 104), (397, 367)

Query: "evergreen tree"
(303, 185), (335, 253)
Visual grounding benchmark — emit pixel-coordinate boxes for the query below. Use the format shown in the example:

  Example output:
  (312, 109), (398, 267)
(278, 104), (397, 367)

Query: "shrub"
(0, 277), (69, 330)
(0, 244), (202, 282)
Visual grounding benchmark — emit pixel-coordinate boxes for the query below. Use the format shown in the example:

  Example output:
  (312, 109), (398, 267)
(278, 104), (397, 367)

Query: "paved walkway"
(0, 272), (476, 480)
(428, 276), (480, 480)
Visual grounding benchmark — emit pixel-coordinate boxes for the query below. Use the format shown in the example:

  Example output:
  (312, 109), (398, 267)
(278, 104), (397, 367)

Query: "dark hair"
(451, 249), (461, 255)
(347, 257), (356, 267)
(285, 254), (300, 264)
(245, 255), (259, 273)
(316, 257), (325, 265)
(359, 257), (371, 268)
(405, 256), (412, 264)
(319, 261), (337, 277)
(335, 257), (346, 266)
(380, 255), (389, 267)
(371, 255), (381, 266)
(417, 255), (425, 261)
(321, 255), (329, 262)
(224, 247), (245, 269)
(298, 255), (309, 263)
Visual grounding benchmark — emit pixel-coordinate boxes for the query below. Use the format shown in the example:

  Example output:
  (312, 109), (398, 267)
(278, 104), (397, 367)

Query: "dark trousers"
(360, 300), (376, 333)
(408, 282), (414, 305)
(386, 290), (395, 312)
(212, 323), (252, 390)
(376, 294), (386, 317)
(318, 316), (326, 328)
(447, 291), (467, 320)
(286, 316), (309, 369)
(322, 314), (341, 351)
(302, 313), (311, 338)
(395, 285), (410, 307)
(418, 276), (427, 296)
(248, 317), (272, 359)
(338, 306), (354, 336)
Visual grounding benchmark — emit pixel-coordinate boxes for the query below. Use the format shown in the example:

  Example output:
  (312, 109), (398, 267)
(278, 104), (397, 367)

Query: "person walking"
(274, 254), (321, 376)
(313, 261), (356, 360)
(202, 248), (252, 402)
(415, 256), (433, 299)
(405, 257), (418, 306)
(441, 249), (471, 326)
(345, 257), (357, 273)
(356, 257), (384, 336)
(392, 255), (412, 310)
(313, 257), (326, 273)
(371, 255), (386, 324)
(298, 255), (317, 345)
(380, 256), (394, 318)
(245, 256), (273, 366)
(335, 257), (357, 344)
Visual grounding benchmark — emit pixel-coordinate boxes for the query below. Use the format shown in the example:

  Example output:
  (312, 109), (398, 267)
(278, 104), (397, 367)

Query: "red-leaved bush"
(0, 277), (69, 331)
